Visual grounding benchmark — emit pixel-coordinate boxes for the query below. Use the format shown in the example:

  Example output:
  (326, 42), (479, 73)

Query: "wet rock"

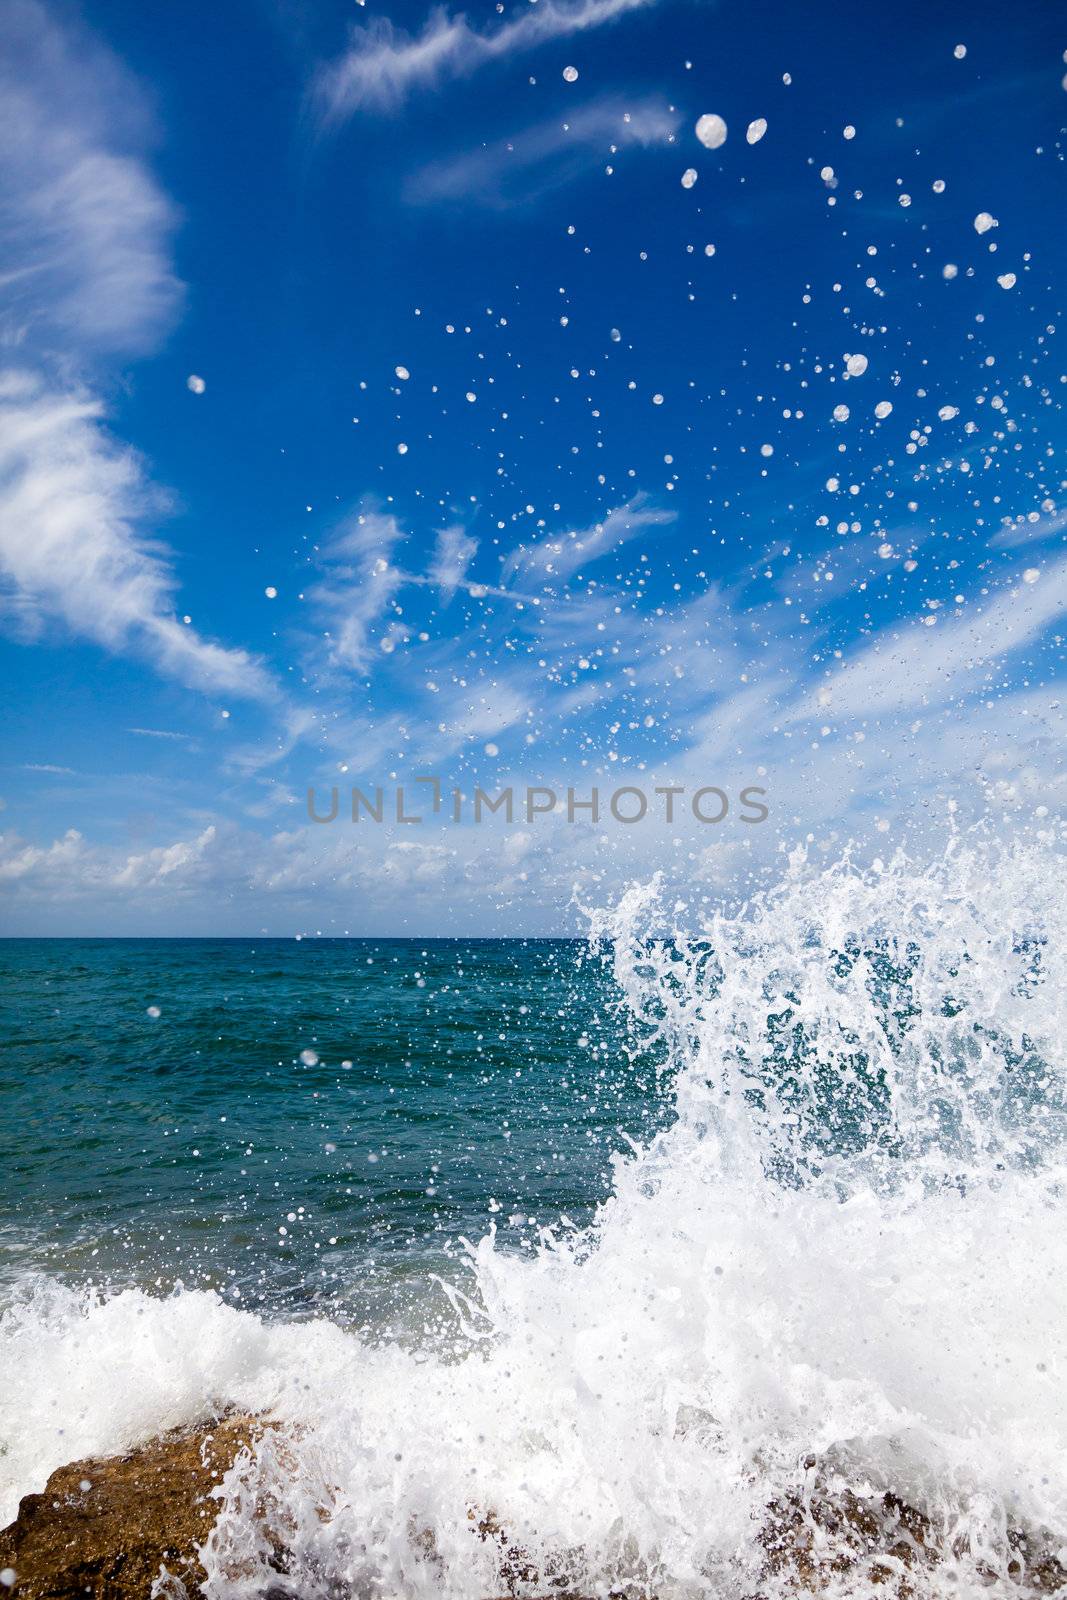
(759, 1484), (936, 1595)
(4, 1431), (1064, 1600)
(758, 1482), (1067, 1596)
(0, 1414), (265, 1599)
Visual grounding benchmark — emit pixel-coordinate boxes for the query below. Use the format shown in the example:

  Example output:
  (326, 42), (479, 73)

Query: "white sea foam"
(3, 834), (1066, 1596)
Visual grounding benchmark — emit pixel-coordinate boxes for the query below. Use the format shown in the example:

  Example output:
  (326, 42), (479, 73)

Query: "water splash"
(3, 835), (1066, 1597)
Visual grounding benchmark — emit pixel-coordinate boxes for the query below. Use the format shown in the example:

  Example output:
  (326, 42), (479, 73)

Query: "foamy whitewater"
(3, 835), (1066, 1597)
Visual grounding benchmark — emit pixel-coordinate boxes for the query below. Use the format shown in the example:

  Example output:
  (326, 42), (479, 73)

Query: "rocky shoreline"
(2, 1421), (1065, 1599)
(0, 1417), (263, 1600)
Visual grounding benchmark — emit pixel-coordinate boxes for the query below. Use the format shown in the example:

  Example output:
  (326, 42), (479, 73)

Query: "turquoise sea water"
(0, 937), (664, 1334)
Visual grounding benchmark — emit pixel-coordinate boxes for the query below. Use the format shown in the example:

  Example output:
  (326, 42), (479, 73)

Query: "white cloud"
(310, 509), (408, 673)
(2, 660), (1063, 932)
(428, 524), (478, 596)
(113, 824), (217, 888)
(0, 821), (221, 899)
(0, 371), (273, 699)
(316, 0), (658, 119)
(789, 555), (1067, 725)
(0, 7), (275, 708)
(430, 678), (531, 746)
(0, 827), (92, 886)
(406, 98), (680, 206)
(0, 0), (182, 356)
(502, 493), (675, 586)
(988, 506), (1067, 550)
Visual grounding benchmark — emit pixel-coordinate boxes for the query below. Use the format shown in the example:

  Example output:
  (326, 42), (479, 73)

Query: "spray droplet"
(695, 113), (727, 150)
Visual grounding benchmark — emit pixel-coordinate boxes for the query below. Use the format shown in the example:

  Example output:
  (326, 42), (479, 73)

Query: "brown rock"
(0, 1414), (265, 1600)
(4, 1427), (1064, 1600)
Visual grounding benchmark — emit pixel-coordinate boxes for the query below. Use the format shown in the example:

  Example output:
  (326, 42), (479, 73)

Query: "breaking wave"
(3, 833), (1066, 1596)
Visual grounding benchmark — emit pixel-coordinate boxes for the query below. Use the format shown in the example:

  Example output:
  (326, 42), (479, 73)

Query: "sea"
(2, 837), (1065, 1598)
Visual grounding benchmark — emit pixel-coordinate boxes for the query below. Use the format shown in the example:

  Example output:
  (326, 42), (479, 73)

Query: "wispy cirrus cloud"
(787, 555), (1067, 726)
(128, 727), (196, 743)
(0, 0), (182, 357)
(309, 509), (409, 673)
(309, 511), (487, 673)
(428, 524), (478, 597)
(316, 0), (659, 120)
(989, 506), (1067, 551)
(406, 97), (680, 206)
(0, 372), (273, 701)
(501, 493), (676, 586)
(0, 4), (277, 707)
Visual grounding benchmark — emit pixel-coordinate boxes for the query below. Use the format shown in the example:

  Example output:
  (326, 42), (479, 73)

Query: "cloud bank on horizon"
(0, 0), (1064, 934)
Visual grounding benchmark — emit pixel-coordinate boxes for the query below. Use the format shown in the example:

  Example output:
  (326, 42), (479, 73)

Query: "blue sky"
(0, 0), (1064, 934)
